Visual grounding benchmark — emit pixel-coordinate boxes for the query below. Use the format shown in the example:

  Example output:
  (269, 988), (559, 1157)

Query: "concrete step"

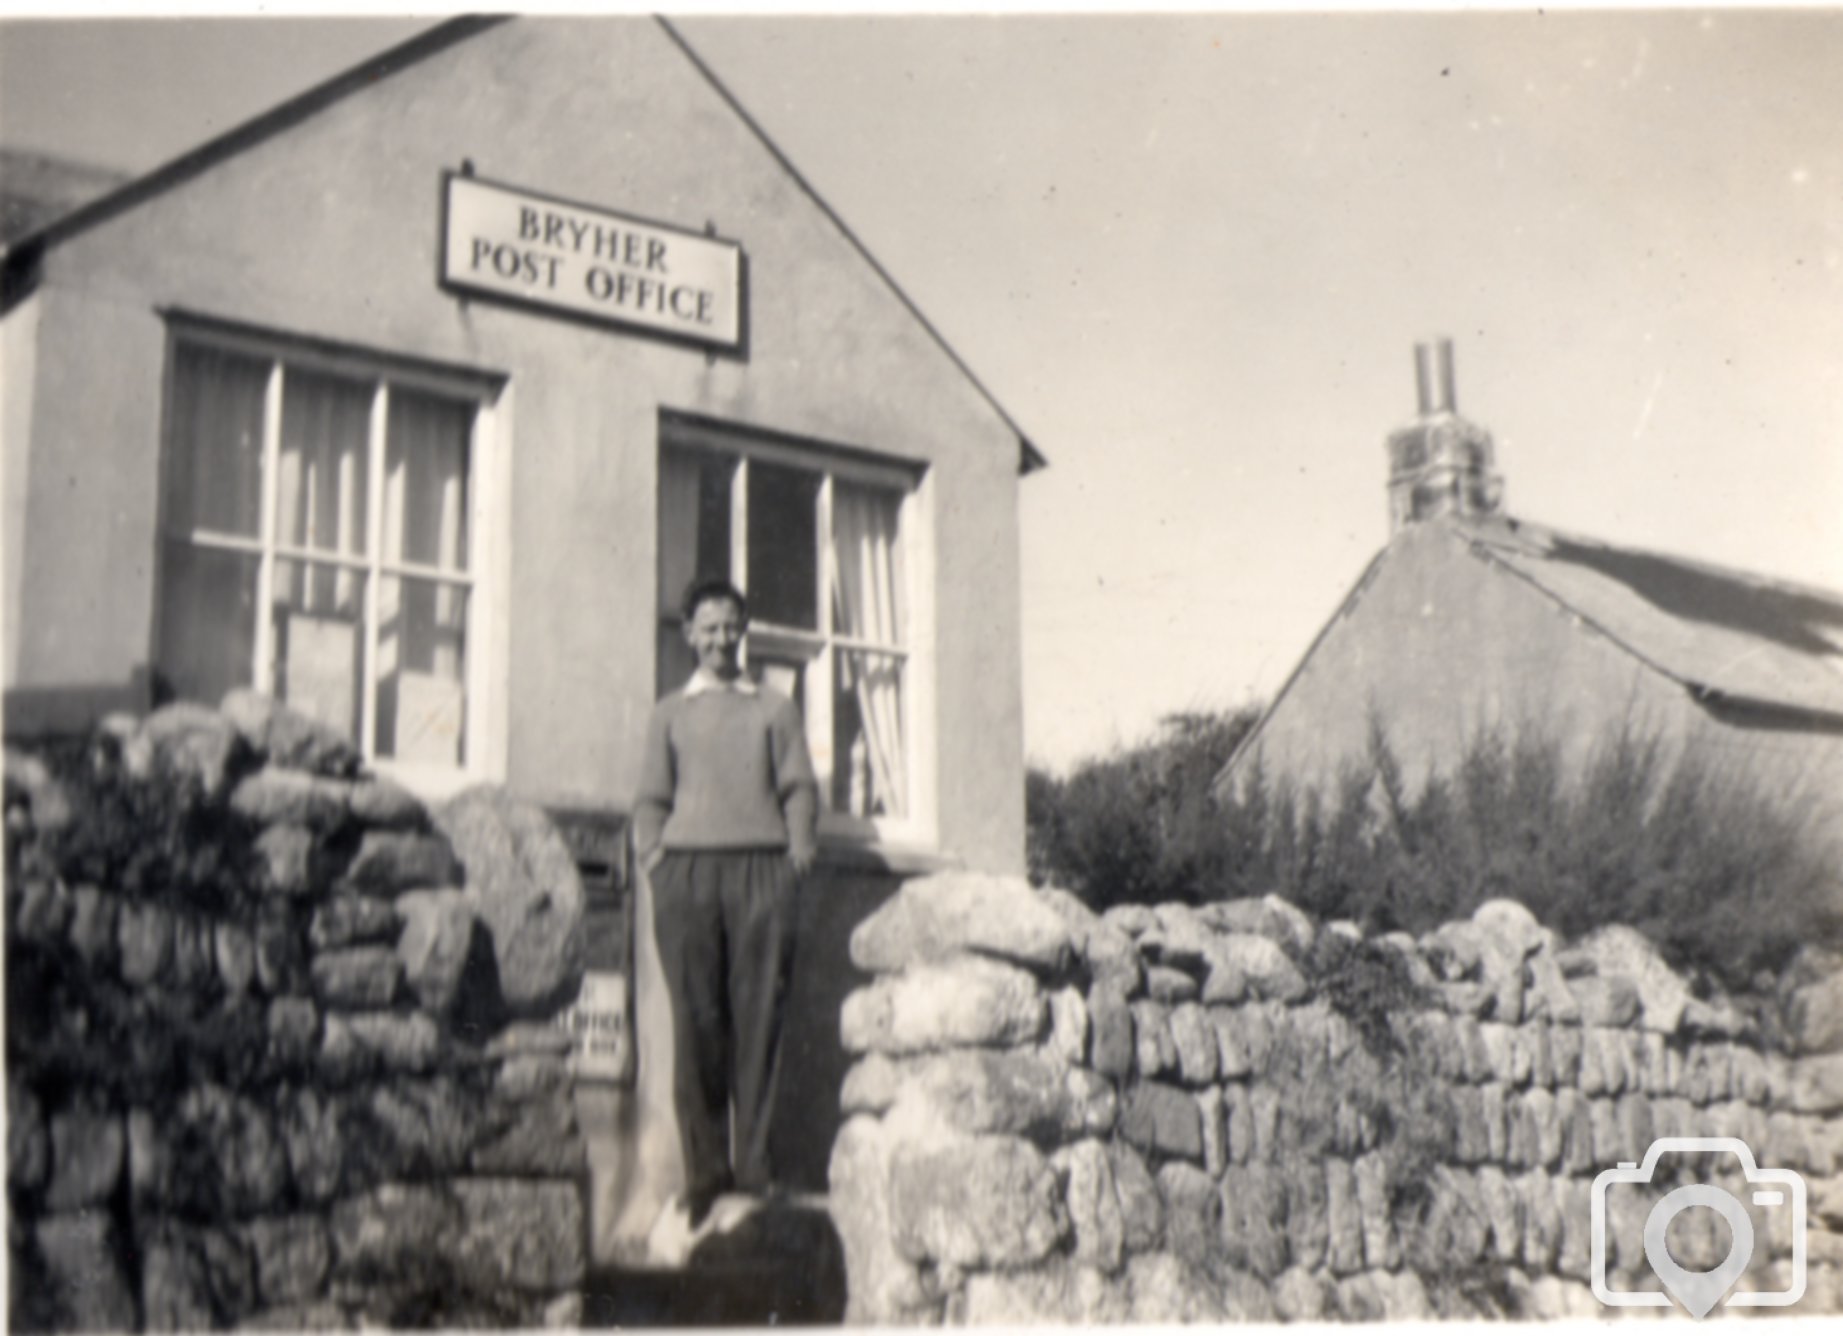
(581, 1195), (846, 1326)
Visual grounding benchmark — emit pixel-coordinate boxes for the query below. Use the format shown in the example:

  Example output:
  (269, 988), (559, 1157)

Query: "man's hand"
(787, 845), (817, 878)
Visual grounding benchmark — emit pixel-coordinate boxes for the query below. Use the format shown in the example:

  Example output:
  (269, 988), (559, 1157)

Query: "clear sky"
(3, 8), (1839, 771)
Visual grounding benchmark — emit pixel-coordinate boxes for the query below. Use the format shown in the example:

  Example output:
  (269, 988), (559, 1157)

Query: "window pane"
(386, 388), (472, 571)
(751, 651), (807, 718)
(835, 647), (906, 818)
(747, 460), (819, 630)
(655, 621), (697, 699)
(156, 541), (257, 705)
(830, 482), (904, 645)
(277, 369), (371, 561)
(165, 345), (267, 537)
(376, 573), (468, 767)
(658, 448), (735, 613)
(272, 557), (365, 743)
(272, 547), (365, 621)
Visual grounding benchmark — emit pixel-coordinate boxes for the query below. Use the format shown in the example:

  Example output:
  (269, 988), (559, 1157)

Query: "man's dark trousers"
(650, 848), (797, 1221)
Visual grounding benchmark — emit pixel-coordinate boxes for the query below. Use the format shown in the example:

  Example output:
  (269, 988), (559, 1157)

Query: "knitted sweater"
(632, 684), (819, 861)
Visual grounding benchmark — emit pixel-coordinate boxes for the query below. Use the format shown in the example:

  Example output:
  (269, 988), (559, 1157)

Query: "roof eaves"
(1684, 684), (1843, 732)
(0, 17), (505, 290)
(654, 16), (1046, 479)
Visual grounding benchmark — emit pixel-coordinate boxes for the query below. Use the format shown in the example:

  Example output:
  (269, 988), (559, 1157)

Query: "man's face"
(684, 596), (746, 679)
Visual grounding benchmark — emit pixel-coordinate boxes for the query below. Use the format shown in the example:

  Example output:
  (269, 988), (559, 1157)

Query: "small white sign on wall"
(283, 612), (358, 741)
(556, 969), (632, 1084)
(442, 173), (743, 350)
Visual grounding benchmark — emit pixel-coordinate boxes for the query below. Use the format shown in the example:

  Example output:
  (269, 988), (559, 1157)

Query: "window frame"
(656, 411), (937, 850)
(153, 312), (511, 798)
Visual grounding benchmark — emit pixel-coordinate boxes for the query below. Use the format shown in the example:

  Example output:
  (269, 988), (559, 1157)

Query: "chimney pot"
(1414, 337), (1457, 415)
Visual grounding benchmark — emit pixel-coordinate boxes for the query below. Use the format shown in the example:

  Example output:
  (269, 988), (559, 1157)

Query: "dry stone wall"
(829, 874), (1843, 1323)
(5, 693), (589, 1330)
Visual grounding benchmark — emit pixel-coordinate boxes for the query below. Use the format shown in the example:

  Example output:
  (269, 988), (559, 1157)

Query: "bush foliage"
(1025, 708), (1264, 911)
(1027, 711), (1842, 990)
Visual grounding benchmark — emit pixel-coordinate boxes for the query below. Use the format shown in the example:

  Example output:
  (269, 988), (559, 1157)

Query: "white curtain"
(165, 344), (266, 539)
(370, 389), (474, 762)
(276, 369), (371, 613)
(385, 389), (471, 680)
(158, 346), (268, 705)
(830, 485), (907, 818)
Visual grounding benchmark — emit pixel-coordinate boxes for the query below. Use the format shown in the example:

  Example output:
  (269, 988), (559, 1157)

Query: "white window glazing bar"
(831, 633), (906, 656)
(251, 361), (284, 695)
(812, 472), (836, 797)
(360, 382), (389, 760)
(223, 538), (476, 585)
(901, 478), (936, 842)
(747, 623), (826, 648)
(185, 534), (471, 587)
(731, 453), (750, 669)
(182, 531), (265, 556)
(376, 560), (474, 585)
(731, 454), (749, 590)
(462, 404), (488, 777)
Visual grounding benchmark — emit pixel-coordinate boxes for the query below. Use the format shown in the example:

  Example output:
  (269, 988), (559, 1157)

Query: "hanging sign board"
(442, 173), (743, 350)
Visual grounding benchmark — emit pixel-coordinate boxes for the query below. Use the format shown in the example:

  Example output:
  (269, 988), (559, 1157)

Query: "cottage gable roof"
(1462, 517), (1843, 723)
(1217, 514), (1843, 797)
(0, 16), (1044, 475)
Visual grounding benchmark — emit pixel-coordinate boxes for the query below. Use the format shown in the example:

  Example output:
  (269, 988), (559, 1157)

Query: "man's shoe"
(692, 1192), (762, 1246)
(644, 1195), (696, 1268)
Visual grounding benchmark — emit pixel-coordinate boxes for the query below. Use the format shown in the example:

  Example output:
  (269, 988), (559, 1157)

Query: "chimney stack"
(1386, 338), (1503, 533)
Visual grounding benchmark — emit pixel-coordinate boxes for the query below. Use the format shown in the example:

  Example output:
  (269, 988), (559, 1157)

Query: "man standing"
(633, 578), (818, 1251)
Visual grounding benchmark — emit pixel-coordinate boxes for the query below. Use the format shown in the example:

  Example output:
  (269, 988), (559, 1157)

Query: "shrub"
(1029, 709), (1842, 991)
(1025, 707), (1263, 906)
(1304, 929), (1429, 1058)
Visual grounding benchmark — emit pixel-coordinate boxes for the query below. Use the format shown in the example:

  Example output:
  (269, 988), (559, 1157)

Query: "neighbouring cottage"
(1215, 340), (1843, 846)
(1, 14), (1041, 1241)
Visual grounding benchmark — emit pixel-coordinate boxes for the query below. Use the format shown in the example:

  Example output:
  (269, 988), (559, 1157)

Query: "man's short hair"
(681, 576), (748, 623)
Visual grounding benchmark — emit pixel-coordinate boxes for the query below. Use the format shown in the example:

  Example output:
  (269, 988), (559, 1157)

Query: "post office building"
(2, 15), (1040, 1186)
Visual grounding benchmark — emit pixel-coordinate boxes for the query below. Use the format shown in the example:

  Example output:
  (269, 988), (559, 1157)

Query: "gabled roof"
(0, 149), (129, 250)
(0, 15), (1045, 476)
(654, 20), (1044, 475)
(1, 19), (501, 267)
(0, 18), (499, 311)
(1462, 515), (1843, 722)
(1216, 513), (1843, 795)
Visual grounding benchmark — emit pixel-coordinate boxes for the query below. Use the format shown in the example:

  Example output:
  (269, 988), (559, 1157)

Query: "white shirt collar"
(684, 667), (758, 697)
